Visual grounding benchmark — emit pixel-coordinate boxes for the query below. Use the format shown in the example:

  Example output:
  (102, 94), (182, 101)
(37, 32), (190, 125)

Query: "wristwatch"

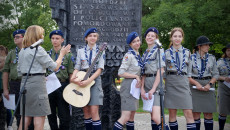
(209, 82), (213, 86)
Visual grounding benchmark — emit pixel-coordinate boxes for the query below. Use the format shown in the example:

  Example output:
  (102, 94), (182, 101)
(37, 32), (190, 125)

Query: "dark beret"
(144, 27), (159, 38)
(84, 28), (98, 38)
(49, 30), (64, 39)
(13, 29), (26, 37)
(126, 32), (139, 44)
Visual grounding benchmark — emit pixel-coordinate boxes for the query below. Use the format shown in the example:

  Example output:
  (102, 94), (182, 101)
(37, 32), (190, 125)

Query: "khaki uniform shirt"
(188, 51), (219, 79)
(118, 51), (141, 76)
(142, 45), (165, 74)
(2, 48), (21, 81)
(165, 46), (191, 74)
(75, 44), (105, 71)
(17, 46), (57, 75)
(46, 48), (74, 81)
(217, 58), (230, 76)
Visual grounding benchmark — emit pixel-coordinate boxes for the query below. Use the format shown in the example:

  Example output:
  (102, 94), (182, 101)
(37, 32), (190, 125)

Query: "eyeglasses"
(14, 36), (23, 39)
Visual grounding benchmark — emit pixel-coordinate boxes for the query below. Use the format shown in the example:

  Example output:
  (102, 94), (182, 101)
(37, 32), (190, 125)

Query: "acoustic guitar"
(63, 43), (107, 107)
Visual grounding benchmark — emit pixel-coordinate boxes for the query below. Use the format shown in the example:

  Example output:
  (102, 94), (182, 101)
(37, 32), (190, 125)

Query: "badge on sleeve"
(124, 56), (128, 61)
(13, 59), (17, 64)
(161, 52), (165, 61)
(61, 65), (65, 70)
(71, 56), (75, 63)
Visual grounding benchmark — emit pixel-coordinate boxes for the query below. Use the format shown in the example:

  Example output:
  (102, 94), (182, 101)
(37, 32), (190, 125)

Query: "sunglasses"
(14, 36), (23, 39)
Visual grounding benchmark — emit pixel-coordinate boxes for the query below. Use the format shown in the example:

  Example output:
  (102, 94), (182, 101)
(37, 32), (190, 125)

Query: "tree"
(142, 0), (230, 58)
(0, 0), (57, 51)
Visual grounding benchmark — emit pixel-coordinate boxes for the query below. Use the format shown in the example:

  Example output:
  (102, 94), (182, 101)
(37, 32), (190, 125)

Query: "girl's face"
(226, 48), (230, 58)
(130, 37), (141, 51)
(85, 33), (98, 45)
(171, 31), (183, 46)
(145, 32), (157, 45)
(199, 44), (210, 53)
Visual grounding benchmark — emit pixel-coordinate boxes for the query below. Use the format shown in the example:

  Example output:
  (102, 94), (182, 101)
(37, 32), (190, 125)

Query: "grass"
(137, 98), (230, 123)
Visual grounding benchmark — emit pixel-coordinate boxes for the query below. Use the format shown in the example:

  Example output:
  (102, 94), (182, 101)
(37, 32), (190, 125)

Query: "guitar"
(63, 42), (107, 107)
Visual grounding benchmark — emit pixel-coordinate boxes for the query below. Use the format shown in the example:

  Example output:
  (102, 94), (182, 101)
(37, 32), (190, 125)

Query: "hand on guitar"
(71, 75), (93, 87)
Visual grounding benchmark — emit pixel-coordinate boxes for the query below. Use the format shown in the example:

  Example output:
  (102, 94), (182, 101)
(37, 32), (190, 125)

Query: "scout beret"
(126, 32), (139, 45)
(84, 28), (98, 38)
(13, 29), (26, 37)
(144, 27), (159, 38)
(49, 30), (64, 39)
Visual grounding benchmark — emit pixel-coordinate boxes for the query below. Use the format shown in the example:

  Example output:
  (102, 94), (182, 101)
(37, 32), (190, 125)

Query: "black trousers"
(9, 81), (21, 127)
(48, 82), (70, 130)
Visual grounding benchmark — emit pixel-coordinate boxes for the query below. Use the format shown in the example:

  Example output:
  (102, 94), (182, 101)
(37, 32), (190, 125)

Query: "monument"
(50, 0), (142, 129)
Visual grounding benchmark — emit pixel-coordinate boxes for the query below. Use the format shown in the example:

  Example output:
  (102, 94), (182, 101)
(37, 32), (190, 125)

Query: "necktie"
(55, 53), (58, 60)
(176, 51), (180, 69)
(89, 49), (92, 65)
(201, 59), (205, 72)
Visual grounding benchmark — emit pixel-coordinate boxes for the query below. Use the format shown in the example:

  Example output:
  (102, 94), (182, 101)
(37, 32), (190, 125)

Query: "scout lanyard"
(128, 47), (143, 68)
(49, 49), (65, 73)
(223, 58), (230, 75)
(84, 45), (99, 71)
(141, 45), (158, 74)
(193, 52), (209, 78)
(169, 46), (186, 75)
(14, 47), (19, 63)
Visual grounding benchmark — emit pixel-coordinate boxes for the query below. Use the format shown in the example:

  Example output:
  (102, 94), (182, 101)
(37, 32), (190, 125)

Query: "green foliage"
(0, 0), (57, 51)
(142, 0), (230, 59)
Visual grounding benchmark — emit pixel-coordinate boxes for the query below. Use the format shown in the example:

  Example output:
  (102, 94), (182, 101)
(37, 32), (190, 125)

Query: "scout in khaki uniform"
(17, 25), (71, 130)
(46, 30), (74, 130)
(141, 27), (168, 130)
(165, 28), (196, 130)
(2, 29), (25, 128)
(188, 36), (219, 130)
(217, 43), (230, 130)
(113, 32), (142, 130)
(70, 28), (105, 130)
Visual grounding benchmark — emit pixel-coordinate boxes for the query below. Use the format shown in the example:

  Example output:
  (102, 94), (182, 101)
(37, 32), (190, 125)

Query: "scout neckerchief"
(194, 52), (209, 78)
(141, 45), (158, 74)
(169, 46), (186, 75)
(128, 47), (143, 69)
(223, 58), (230, 75)
(84, 45), (99, 71)
(49, 48), (65, 73)
(14, 47), (19, 64)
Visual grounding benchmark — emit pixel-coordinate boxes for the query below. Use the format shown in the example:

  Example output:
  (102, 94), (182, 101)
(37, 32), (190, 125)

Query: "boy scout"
(46, 30), (74, 130)
(2, 29), (25, 128)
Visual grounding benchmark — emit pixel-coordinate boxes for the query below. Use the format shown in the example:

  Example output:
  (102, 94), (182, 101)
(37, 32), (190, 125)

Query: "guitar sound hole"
(72, 89), (83, 96)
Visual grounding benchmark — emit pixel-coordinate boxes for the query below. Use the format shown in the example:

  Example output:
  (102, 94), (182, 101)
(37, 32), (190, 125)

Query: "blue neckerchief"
(169, 46), (186, 75)
(141, 45), (158, 74)
(224, 58), (230, 75)
(49, 49), (65, 73)
(194, 52), (209, 78)
(14, 47), (19, 64)
(128, 47), (143, 68)
(84, 45), (99, 71)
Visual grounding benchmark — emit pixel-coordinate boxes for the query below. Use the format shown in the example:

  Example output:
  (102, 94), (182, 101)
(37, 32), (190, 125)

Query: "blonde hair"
(168, 27), (184, 48)
(23, 25), (44, 48)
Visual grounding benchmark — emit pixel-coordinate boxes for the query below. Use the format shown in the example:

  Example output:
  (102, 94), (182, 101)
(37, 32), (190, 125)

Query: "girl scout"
(70, 28), (105, 130)
(17, 25), (70, 130)
(141, 27), (167, 130)
(113, 32), (142, 130)
(165, 28), (196, 130)
(188, 36), (219, 130)
(217, 43), (230, 130)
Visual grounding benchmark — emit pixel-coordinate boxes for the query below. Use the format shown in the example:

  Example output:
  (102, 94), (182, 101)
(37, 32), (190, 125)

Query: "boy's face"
(51, 35), (64, 48)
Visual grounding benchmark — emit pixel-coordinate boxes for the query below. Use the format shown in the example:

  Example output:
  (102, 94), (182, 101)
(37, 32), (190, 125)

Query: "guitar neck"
(83, 50), (103, 80)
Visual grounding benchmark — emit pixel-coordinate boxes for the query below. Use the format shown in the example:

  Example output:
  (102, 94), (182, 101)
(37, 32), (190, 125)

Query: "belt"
(167, 71), (187, 75)
(144, 74), (157, 77)
(191, 76), (211, 80)
(59, 78), (67, 83)
(22, 73), (45, 76)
